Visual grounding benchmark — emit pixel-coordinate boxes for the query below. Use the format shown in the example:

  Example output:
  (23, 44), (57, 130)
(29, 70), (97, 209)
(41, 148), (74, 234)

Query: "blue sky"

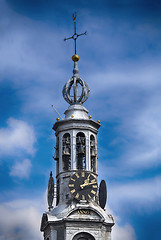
(0, 0), (161, 239)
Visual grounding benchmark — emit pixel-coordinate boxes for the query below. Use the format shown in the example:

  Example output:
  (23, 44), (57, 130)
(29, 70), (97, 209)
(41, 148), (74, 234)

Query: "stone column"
(72, 130), (77, 170)
(59, 132), (63, 172)
(86, 131), (90, 171)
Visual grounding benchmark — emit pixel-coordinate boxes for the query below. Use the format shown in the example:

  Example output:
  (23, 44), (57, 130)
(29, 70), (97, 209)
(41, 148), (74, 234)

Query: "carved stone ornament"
(47, 171), (54, 210)
(62, 62), (90, 105)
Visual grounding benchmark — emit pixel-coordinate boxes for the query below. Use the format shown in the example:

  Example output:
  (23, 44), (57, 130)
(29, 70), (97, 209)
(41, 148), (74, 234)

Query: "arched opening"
(78, 238), (88, 240)
(72, 232), (95, 240)
(90, 135), (96, 172)
(76, 132), (86, 170)
(62, 133), (71, 171)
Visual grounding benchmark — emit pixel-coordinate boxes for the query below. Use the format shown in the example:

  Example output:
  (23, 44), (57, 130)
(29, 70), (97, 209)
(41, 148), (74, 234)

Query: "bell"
(90, 140), (94, 147)
(63, 151), (70, 156)
(91, 149), (96, 157)
(78, 145), (85, 156)
(63, 146), (70, 156)
(65, 137), (70, 145)
(76, 136), (81, 144)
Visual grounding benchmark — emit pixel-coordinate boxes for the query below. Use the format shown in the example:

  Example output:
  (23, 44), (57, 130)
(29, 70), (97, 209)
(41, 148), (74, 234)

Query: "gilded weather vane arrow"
(64, 12), (87, 62)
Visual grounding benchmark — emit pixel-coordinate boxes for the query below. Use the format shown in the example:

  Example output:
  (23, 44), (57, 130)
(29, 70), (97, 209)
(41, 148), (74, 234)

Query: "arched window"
(62, 133), (71, 171)
(90, 135), (96, 172)
(78, 238), (88, 240)
(76, 132), (86, 170)
(72, 232), (95, 240)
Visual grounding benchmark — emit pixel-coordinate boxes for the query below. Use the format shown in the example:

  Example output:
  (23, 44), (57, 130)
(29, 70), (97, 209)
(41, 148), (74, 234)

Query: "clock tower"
(40, 13), (114, 240)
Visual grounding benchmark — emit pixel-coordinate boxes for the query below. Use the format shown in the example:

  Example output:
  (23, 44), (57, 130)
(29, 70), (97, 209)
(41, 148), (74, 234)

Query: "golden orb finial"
(56, 117), (60, 121)
(72, 54), (79, 62)
(97, 120), (101, 124)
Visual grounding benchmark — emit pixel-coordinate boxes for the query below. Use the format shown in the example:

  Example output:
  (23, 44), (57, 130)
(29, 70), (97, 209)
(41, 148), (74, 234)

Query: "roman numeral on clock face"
(75, 173), (79, 178)
(75, 193), (79, 199)
(71, 189), (76, 194)
(81, 172), (85, 177)
(91, 190), (96, 195)
(82, 195), (85, 200)
(70, 178), (76, 182)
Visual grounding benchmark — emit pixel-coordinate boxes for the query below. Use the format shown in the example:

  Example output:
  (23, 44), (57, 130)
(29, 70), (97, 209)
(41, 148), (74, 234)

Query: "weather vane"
(64, 12), (87, 62)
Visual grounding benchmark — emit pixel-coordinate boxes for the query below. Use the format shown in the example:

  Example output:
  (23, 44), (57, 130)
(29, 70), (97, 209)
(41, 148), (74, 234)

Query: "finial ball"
(72, 54), (79, 62)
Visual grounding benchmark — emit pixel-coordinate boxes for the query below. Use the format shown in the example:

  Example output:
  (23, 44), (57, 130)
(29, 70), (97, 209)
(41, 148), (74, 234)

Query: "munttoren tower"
(40, 13), (114, 240)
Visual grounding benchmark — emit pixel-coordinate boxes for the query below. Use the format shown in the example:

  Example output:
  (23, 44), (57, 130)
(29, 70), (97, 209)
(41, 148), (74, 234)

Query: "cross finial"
(64, 12), (87, 62)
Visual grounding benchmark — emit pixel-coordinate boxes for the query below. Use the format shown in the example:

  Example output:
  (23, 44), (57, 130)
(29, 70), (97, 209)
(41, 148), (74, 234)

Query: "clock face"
(68, 172), (98, 201)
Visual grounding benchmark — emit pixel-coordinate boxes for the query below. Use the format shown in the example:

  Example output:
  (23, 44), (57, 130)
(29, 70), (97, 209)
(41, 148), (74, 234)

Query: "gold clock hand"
(80, 182), (86, 189)
(87, 181), (97, 185)
(84, 181), (97, 187)
(80, 175), (90, 189)
(80, 180), (97, 189)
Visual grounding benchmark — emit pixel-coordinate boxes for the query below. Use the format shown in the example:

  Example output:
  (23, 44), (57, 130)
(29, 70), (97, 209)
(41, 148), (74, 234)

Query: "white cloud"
(122, 102), (161, 168)
(0, 199), (44, 240)
(0, 0), (68, 116)
(110, 175), (161, 212)
(90, 60), (161, 173)
(0, 118), (36, 156)
(105, 206), (136, 240)
(89, 63), (160, 92)
(0, 196), (135, 240)
(10, 159), (32, 179)
(0, 192), (49, 240)
(0, 0), (66, 81)
(112, 223), (136, 240)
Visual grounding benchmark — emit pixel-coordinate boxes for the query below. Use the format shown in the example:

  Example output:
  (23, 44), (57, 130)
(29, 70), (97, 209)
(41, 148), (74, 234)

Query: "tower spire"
(63, 13), (89, 105)
(41, 13), (115, 240)
(64, 12), (87, 62)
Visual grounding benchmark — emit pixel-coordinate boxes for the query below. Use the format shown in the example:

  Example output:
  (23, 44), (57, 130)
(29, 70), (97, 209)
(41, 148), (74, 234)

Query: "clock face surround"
(68, 171), (98, 201)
